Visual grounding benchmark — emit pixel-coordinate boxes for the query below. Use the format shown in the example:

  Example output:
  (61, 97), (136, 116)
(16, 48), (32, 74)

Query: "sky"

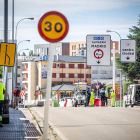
(0, 0), (140, 55)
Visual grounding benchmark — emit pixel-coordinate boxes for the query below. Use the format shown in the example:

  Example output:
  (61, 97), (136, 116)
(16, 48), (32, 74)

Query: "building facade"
(34, 42), (69, 56)
(22, 56), (91, 101)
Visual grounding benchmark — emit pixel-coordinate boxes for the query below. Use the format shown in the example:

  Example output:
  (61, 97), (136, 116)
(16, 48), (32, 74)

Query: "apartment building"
(34, 42), (69, 56)
(22, 56), (91, 101)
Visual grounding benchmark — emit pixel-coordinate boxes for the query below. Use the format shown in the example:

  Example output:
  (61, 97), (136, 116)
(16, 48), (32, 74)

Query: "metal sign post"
(38, 11), (69, 140)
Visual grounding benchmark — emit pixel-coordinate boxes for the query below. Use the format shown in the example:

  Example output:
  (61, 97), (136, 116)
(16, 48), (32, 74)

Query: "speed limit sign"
(38, 11), (69, 43)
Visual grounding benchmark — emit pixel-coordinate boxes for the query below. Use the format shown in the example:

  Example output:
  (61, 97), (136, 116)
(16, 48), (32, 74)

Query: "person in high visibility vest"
(111, 90), (115, 107)
(0, 82), (6, 127)
(105, 88), (108, 106)
(90, 89), (95, 106)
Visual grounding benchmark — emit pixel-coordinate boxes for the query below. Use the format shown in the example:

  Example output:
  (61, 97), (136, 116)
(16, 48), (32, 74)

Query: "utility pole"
(3, 0), (8, 88)
(12, 0), (14, 107)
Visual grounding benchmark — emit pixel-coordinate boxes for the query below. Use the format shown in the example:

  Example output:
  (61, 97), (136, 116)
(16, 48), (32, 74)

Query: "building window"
(38, 48), (40, 53)
(75, 45), (76, 50)
(56, 63), (60, 68)
(72, 45), (74, 50)
(65, 64), (69, 68)
(56, 73), (60, 78)
(74, 73), (78, 78)
(92, 70), (97, 74)
(42, 48), (45, 54)
(72, 52), (74, 56)
(56, 47), (58, 51)
(17, 74), (20, 77)
(36, 48), (38, 53)
(100, 71), (106, 74)
(17, 83), (20, 86)
(47, 48), (49, 55)
(74, 64), (78, 69)
(65, 73), (69, 78)
(17, 66), (20, 69)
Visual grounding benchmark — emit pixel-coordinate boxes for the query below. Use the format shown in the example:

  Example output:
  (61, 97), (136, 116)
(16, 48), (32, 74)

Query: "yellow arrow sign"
(0, 43), (16, 66)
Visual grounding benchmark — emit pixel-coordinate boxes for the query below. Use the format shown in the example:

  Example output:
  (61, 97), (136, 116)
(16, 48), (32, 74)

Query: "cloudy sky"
(0, 0), (140, 55)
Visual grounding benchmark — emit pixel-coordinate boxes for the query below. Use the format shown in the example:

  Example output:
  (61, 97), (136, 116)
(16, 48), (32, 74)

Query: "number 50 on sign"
(38, 11), (69, 43)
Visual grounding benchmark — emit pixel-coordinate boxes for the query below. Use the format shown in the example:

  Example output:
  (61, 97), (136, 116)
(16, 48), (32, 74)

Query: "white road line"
(33, 109), (68, 140)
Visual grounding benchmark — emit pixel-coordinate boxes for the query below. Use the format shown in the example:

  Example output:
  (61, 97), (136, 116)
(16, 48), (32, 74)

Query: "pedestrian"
(86, 87), (91, 106)
(90, 89), (95, 106)
(100, 88), (105, 106)
(105, 88), (108, 106)
(0, 82), (6, 127)
(111, 90), (115, 107)
(13, 86), (21, 110)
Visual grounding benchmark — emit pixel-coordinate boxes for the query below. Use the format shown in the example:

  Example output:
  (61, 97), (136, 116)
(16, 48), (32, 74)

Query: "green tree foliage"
(123, 81), (133, 93)
(116, 14), (140, 81)
(29, 50), (33, 56)
(22, 51), (26, 56)
(29, 50), (37, 56)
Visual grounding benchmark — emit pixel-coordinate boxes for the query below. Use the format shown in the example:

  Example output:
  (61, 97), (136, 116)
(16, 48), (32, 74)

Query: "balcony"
(22, 68), (28, 73)
(22, 78), (28, 83)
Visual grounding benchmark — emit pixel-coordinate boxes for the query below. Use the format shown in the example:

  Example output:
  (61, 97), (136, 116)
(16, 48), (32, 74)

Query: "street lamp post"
(106, 30), (122, 107)
(16, 40), (30, 87)
(15, 18), (34, 87)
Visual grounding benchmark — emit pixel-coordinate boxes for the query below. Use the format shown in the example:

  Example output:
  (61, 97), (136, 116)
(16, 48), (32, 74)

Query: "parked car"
(59, 97), (73, 107)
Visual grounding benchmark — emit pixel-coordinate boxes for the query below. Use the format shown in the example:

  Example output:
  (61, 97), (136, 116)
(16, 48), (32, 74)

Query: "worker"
(0, 82), (6, 127)
(86, 87), (91, 106)
(100, 88), (105, 106)
(90, 89), (95, 106)
(105, 88), (108, 106)
(111, 90), (115, 107)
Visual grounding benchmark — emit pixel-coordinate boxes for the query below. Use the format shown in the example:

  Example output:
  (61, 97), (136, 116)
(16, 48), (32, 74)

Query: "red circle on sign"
(38, 11), (69, 43)
(94, 49), (104, 59)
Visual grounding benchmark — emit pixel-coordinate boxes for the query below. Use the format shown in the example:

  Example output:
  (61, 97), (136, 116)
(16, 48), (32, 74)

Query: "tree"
(116, 14), (140, 81)
(29, 50), (37, 56)
(29, 50), (33, 56)
(22, 51), (26, 56)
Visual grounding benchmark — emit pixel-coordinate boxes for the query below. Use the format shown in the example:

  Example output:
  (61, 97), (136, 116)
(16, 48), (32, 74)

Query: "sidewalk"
(0, 107), (42, 140)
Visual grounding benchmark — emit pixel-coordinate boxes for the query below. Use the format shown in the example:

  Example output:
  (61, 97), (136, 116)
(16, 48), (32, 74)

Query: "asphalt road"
(32, 106), (140, 140)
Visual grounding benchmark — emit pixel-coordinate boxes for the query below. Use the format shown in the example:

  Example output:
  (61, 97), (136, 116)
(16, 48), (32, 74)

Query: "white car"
(59, 97), (73, 107)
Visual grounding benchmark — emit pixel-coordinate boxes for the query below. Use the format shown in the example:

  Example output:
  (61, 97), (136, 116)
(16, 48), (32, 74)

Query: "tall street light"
(15, 18), (34, 87)
(106, 30), (122, 107)
(16, 40), (30, 87)
(18, 48), (29, 55)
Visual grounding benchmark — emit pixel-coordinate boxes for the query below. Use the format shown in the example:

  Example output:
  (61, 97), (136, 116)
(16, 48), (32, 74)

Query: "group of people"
(0, 83), (21, 127)
(86, 87), (116, 107)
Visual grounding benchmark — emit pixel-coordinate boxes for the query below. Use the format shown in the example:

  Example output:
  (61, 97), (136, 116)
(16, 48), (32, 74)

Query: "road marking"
(33, 109), (68, 140)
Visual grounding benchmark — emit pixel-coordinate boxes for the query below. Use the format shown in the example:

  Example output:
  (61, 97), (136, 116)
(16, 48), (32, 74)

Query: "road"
(32, 107), (140, 140)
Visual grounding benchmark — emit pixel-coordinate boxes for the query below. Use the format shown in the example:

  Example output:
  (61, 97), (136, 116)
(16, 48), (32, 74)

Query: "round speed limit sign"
(38, 11), (69, 43)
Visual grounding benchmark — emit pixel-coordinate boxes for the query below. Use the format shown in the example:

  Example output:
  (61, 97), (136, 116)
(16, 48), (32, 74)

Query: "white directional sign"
(120, 39), (136, 63)
(86, 35), (111, 66)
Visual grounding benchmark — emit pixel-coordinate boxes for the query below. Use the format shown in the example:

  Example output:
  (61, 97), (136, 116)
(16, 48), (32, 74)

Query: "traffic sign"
(95, 85), (100, 90)
(0, 43), (16, 66)
(38, 11), (69, 43)
(120, 39), (136, 62)
(86, 35), (111, 66)
(21, 91), (25, 96)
